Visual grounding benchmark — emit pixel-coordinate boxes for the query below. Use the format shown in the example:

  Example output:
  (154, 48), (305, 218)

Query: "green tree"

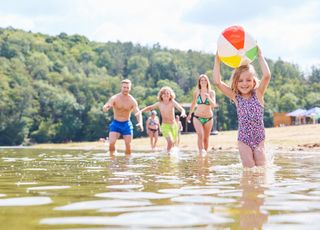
(127, 55), (149, 85)
(308, 66), (320, 84)
(279, 93), (299, 112)
(0, 27), (318, 144)
(26, 52), (52, 80)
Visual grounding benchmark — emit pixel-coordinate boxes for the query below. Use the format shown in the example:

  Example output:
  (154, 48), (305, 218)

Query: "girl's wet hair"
(198, 74), (212, 91)
(230, 64), (260, 95)
(158, 86), (176, 101)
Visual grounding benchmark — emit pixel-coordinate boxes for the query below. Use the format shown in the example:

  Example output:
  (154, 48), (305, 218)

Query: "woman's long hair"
(198, 74), (212, 91)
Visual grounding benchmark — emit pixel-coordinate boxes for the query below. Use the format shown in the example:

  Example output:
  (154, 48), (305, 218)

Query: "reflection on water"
(0, 148), (320, 229)
(235, 170), (269, 229)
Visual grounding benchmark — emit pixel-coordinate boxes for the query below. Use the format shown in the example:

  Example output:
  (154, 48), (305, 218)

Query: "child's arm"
(135, 103), (159, 116)
(187, 90), (197, 122)
(256, 46), (271, 97)
(173, 100), (186, 117)
(213, 54), (236, 101)
(132, 98), (144, 131)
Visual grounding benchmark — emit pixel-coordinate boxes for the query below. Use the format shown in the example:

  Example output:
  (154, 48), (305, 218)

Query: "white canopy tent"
(286, 109), (307, 117)
(286, 107), (320, 124)
(286, 109), (307, 125)
(305, 107), (320, 124)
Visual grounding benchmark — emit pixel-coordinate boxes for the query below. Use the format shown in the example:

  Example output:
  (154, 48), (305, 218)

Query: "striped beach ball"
(217, 25), (257, 68)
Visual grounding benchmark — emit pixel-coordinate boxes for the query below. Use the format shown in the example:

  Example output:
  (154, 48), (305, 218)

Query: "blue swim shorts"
(109, 120), (133, 136)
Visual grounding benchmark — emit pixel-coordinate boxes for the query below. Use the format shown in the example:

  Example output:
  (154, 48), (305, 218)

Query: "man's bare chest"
(114, 101), (133, 110)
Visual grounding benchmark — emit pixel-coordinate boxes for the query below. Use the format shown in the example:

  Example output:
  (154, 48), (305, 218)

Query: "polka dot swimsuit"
(236, 90), (265, 150)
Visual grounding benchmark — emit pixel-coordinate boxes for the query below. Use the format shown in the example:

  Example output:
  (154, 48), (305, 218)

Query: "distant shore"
(23, 124), (320, 153)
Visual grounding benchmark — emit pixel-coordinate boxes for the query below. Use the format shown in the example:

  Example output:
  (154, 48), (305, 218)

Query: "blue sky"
(0, 0), (319, 73)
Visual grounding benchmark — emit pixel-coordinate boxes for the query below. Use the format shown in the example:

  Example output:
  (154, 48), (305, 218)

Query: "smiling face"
(237, 71), (256, 96)
(161, 89), (171, 101)
(231, 64), (258, 96)
(198, 74), (211, 90)
(158, 86), (175, 102)
(199, 77), (208, 88)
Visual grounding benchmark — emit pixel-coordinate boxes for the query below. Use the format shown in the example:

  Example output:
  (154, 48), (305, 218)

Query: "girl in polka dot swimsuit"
(213, 46), (271, 168)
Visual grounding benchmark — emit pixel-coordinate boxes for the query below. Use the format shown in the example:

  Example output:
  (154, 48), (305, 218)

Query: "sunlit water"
(1, 147), (320, 229)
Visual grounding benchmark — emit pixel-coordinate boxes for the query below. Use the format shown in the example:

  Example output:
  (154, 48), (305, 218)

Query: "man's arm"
(132, 98), (144, 131)
(103, 96), (115, 112)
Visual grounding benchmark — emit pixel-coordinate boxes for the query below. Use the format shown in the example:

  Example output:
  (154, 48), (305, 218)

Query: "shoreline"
(1, 124), (319, 153)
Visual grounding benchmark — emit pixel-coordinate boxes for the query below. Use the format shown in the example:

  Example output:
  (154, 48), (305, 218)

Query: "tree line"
(0, 27), (319, 145)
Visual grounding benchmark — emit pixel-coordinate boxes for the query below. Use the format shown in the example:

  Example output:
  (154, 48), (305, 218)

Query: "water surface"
(0, 148), (320, 229)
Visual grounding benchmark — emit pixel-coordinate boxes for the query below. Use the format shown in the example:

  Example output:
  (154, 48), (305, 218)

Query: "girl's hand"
(257, 45), (262, 57)
(135, 111), (142, 116)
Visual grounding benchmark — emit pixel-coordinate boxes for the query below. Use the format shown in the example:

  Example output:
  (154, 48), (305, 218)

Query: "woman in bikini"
(146, 110), (160, 150)
(187, 74), (216, 154)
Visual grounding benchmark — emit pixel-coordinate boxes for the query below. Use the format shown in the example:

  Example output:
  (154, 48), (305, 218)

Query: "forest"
(0, 27), (319, 145)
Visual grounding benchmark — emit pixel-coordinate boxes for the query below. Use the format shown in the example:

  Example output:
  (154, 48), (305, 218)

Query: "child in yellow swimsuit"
(137, 87), (186, 153)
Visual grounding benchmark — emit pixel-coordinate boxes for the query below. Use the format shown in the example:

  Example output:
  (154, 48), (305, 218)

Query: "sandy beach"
(31, 124), (320, 152)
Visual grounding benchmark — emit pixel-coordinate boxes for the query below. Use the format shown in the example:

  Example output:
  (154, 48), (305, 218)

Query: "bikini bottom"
(194, 115), (213, 125)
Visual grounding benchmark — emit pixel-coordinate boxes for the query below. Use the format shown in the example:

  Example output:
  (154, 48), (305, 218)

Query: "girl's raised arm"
(257, 46), (271, 96)
(213, 54), (235, 101)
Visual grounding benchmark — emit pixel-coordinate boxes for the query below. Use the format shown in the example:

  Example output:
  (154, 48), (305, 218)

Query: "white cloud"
(246, 1), (320, 70)
(0, 14), (35, 31)
(0, 0), (319, 72)
(90, 0), (199, 46)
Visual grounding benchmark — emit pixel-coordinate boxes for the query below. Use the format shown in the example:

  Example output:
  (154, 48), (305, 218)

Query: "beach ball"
(217, 25), (257, 68)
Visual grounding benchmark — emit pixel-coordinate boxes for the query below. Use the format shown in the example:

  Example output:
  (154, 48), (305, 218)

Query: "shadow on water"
(0, 148), (320, 229)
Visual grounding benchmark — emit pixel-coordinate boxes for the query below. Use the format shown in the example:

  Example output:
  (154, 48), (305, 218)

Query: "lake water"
(1, 148), (320, 229)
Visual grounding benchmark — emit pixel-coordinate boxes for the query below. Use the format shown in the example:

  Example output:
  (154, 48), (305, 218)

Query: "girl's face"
(161, 90), (171, 101)
(199, 77), (208, 88)
(237, 71), (255, 95)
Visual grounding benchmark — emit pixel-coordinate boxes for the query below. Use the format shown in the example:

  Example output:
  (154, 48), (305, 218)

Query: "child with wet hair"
(137, 86), (186, 153)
